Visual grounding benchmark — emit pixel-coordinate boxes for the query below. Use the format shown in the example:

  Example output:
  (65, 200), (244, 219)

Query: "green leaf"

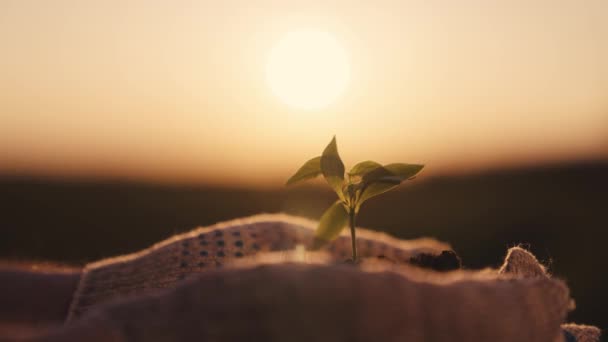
(360, 165), (401, 185)
(357, 181), (401, 207)
(357, 163), (424, 207)
(314, 200), (349, 242)
(348, 160), (382, 177)
(360, 164), (423, 184)
(285, 156), (322, 186)
(383, 163), (424, 180)
(320, 136), (345, 200)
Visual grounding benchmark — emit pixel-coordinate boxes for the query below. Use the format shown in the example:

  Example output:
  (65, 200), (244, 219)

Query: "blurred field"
(1, 160), (606, 328)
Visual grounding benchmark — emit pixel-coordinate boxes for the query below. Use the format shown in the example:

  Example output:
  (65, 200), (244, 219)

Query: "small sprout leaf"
(320, 136), (346, 200)
(383, 163), (424, 180)
(285, 156), (322, 186)
(348, 160), (382, 177)
(360, 165), (399, 184)
(357, 164), (424, 205)
(315, 200), (349, 242)
(357, 181), (401, 206)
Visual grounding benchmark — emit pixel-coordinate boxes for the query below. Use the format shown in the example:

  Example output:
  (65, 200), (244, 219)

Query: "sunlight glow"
(266, 29), (350, 110)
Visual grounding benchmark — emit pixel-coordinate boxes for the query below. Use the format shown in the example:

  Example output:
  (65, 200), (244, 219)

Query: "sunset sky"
(1, 1), (607, 187)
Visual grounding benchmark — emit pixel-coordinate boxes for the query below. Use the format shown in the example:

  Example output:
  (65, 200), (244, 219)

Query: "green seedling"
(286, 136), (424, 262)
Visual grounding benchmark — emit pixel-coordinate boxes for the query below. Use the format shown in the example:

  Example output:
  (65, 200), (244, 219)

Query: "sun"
(266, 29), (350, 110)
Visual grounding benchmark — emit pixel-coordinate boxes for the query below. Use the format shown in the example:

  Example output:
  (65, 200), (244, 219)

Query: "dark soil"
(409, 250), (462, 272)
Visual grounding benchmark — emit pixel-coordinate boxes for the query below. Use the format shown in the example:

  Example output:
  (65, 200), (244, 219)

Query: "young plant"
(286, 136), (424, 261)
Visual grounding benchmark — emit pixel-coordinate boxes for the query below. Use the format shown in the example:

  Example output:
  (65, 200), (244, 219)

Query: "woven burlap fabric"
(34, 261), (570, 342)
(66, 214), (450, 321)
(26, 214), (593, 342)
(561, 324), (602, 342)
(497, 247), (601, 342)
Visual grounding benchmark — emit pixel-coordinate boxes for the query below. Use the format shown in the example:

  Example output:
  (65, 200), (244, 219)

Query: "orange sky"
(1, 1), (607, 187)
